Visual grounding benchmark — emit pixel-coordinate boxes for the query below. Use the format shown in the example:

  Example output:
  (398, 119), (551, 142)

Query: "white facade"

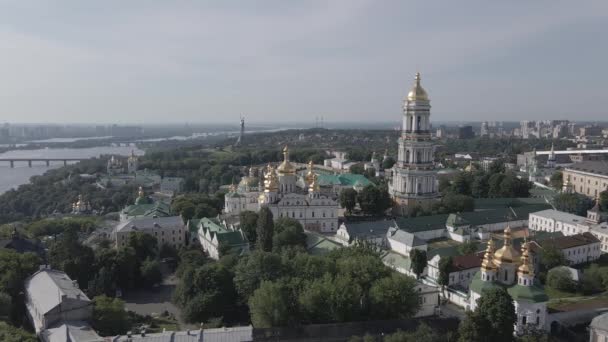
(389, 73), (439, 212)
(529, 208), (608, 253)
(414, 283), (440, 318)
(427, 254), (480, 291)
(115, 216), (186, 249)
(225, 147), (339, 233)
(590, 313), (608, 342)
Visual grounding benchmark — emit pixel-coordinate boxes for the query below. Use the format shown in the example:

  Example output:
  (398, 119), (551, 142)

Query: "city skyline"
(0, 1), (607, 124)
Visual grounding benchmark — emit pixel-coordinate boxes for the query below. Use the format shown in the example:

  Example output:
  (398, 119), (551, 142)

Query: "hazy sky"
(0, 1), (607, 124)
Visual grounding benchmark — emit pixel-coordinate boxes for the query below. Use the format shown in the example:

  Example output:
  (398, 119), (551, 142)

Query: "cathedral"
(224, 146), (339, 233)
(469, 227), (548, 334)
(389, 73), (439, 214)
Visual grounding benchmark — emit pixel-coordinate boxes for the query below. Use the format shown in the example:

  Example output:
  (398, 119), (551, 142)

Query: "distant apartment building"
(458, 125), (474, 139)
(579, 125), (603, 137)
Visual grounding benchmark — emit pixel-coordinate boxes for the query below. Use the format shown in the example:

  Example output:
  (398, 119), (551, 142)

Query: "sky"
(0, 1), (607, 124)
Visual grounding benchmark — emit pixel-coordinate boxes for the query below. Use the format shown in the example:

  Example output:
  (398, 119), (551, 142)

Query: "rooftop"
(110, 326), (253, 342)
(41, 321), (103, 342)
(316, 173), (373, 187)
(25, 268), (91, 316)
(566, 160), (608, 176)
(590, 312), (608, 331)
(541, 232), (600, 250)
(339, 219), (398, 240)
(116, 216), (184, 233)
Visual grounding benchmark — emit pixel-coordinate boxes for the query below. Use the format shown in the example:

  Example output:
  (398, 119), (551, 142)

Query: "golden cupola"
(305, 160), (315, 184)
(407, 72), (429, 102)
(309, 172), (320, 192)
(517, 237), (534, 277)
(264, 164), (279, 192)
(493, 226), (520, 266)
(481, 238), (496, 271)
(277, 146), (296, 174)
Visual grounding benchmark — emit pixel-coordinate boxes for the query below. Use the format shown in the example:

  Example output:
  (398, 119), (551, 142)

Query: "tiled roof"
(540, 232), (600, 250)
(340, 219), (398, 240)
(41, 321), (103, 342)
(387, 228), (426, 247)
(116, 216), (184, 233)
(451, 254), (482, 271)
(566, 160), (608, 176)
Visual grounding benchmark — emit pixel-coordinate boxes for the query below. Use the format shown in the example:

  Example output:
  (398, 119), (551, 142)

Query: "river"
(0, 146), (143, 194)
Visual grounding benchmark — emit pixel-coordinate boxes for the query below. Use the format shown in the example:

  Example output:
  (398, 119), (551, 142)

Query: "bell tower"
(389, 72), (439, 214)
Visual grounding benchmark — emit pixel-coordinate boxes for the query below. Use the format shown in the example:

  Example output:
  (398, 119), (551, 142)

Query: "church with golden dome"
(225, 146), (339, 233)
(389, 72), (440, 215)
(469, 226), (549, 334)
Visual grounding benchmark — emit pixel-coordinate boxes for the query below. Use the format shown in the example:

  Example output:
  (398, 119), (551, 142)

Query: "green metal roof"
(507, 284), (549, 303)
(382, 251), (411, 270)
(469, 272), (548, 303)
(122, 201), (172, 218)
(198, 217), (248, 248)
(396, 214), (450, 233)
(316, 173), (373, 187)
(305, 232), (342, 255)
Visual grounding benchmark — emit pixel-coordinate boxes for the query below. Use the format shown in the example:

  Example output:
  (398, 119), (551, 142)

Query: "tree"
(438, 256), (452, 295)
(357, 185), (391, 216)
(438, 178), (452, 194)
(92, 295), (129, 336)
(549, 171), (563, 190)
(249, 280), (291, 328)
(256, 207), (274, 252)
(0, 292), (11, 320)
(441, 194), (474, 213)
(599, 190), (608, 211)
(369, 273), (420, 319)
(127, 231), (158, 261)
(458, 240), (479, 255)
(239, 211), (258, 244)
(471, 173), (490, 198)
(409, 249), (427, 279)
(140, 258), (163, 287)
(272, 218), (306, 251)
(488, 173), (506, 198)
(539, 244), (568, 272)
(0, 322), (37, 342)
(48, 228), (95, 288)
(180, 202), (196, 222)
(459, 287), (516, 342)
(451, 172), (472, 195)
(115, 246), (139, 289)
(234, 251), (283, 300)
(546, 267), (577, 292)
(382, 156), (396, 170)
(581, 264), (608, 295)
(195, 203), (218, 218)
(384, 323), (444, 342)
(339, 188), (358, 215)
(349, 163), (365, 175)
(552, 193), (594, 216)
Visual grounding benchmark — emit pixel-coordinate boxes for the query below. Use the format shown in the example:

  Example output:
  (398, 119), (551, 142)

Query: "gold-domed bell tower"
(493, 226), (521, 285)
(517, 237), (535, 286)
(389, 72), (439, 215)
(480, 238), (497, 282)
(277, 146), (297, 194)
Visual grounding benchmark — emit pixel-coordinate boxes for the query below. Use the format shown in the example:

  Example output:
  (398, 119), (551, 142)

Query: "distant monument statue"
(235, 116), (245, 146)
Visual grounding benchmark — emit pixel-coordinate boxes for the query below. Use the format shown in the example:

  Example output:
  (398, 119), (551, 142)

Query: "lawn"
(548, 292), (608, 312)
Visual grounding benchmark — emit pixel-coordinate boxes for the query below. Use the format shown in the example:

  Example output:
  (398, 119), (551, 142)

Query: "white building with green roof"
(469, 227), (549, 335)
(197, 218), (249, 260)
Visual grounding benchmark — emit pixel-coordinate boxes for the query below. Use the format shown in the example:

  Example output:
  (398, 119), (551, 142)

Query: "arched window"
(417, 116), (421, 130)
(504, 270), (508, 281)
(406, 150), (410, 163)
(416, 151), (421, 163)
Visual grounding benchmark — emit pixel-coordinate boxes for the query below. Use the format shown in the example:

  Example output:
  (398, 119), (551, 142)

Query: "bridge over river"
(0, 158), (90, 168)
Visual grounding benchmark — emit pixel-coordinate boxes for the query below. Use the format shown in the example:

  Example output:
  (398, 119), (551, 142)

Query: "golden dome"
(481, 238), (496, 271)
(305, 160), (315, 184)
(493, 226), (520, 265)
(138, 186), (145, 198)
(277, 145), (296, 174)
(309, 172), (320, 192)
(406, 72), (429, 102)
(264, 165), (279, 192)
(517, 238), (534, 276)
